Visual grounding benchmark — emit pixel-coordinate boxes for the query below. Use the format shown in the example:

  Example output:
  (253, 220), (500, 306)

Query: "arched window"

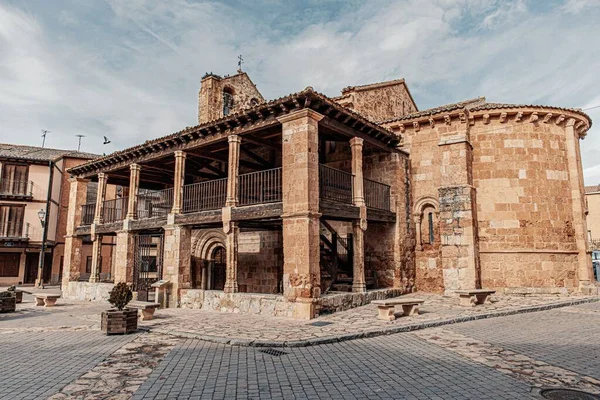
(250, 97), (259, 107)
(428, 212), (434, 244)
(223, 87), (234, 116)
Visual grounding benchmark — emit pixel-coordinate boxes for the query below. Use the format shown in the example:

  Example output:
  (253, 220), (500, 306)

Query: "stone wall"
(334, 79), (417, 123)
(470, 113), (580, 291)
(179, 290), (294, 317)
(238, 230), (283, 294)
(62, 281), (114, 302)
(319, 288), (404, 314)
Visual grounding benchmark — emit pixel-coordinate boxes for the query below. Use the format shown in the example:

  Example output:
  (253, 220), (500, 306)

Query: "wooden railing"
(319, 164), (353, 205)
(0, 221), (26, 238)
(102, 197), (128, 223)
(81, 203), (96, 225)
(137, 188), (174, 219)
(364, 178), (391, 211)
(239, 167), (282, 206)
(183, 178), (227, 213)
(0, 180), (33, 196)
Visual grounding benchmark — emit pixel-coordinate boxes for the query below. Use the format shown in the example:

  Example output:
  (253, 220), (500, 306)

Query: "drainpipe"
(35, 160), (54, 288)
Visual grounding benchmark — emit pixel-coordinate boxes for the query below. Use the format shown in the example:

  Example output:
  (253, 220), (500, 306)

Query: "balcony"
(137, 188), (173, 219)
(0, 221), (30, 242)
(0, 180), (33, 199)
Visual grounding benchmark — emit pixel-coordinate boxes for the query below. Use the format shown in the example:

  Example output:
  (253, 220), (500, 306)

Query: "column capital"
(227, 134), (242, 144)
(68, 176), (90, 184)
(130, 163), (141, 171)
(566, 118), (576, 128)
(350, 137), (364, 147)
(97, 172), (108, 180)
(174, 150), (187, 158)
(277, 108), (324, 124)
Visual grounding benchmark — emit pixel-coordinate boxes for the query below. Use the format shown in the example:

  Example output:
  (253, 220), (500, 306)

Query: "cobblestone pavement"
(0, 330), (137, 400)
(133, 332), (536, 400)
(2, 292), (600, 399)
(144, 293), (598, 344)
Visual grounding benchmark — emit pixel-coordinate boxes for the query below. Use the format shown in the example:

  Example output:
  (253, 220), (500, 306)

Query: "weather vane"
(41, 129), (50, 148)
(237, 54), (244, 73)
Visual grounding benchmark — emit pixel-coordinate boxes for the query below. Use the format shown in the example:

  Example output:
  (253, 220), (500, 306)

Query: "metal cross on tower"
(237, 55), (244, 73)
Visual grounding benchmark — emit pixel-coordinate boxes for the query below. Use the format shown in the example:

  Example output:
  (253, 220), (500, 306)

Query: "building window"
(0, 253), (20, 277)
(223, 88), (234, 116)
(428, 212), (434, 244)
(0, 205), (25, 237)
(86, 256), (92, 274)
(1, 164), (29, 195)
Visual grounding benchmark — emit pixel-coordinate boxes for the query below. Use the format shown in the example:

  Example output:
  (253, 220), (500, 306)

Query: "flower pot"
(101, 308), (138, 335)
(0, 294), (16, 313)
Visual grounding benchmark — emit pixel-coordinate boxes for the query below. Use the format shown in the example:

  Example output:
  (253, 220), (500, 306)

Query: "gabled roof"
(68, 87), (401, 177)
(0, 143), (99, 163)
(335, 78), (419, 113)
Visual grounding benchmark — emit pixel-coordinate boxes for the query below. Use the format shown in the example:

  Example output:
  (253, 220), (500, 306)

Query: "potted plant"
(0, 291), (16, 313)
(101, 283), (137, 335)
(7, 285), (22, 303)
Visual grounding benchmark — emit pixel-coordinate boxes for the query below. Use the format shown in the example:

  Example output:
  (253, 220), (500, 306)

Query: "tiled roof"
(585, 185), (600, 194)
(0, 143), (99, 162)
(379, 97), (487, 124)
(380, 97), (592, 126)
(68, 87), (401, 176)
(341, 78), (406, 94)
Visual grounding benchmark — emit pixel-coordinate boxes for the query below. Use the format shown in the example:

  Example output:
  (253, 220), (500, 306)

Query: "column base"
(352, 282), (367, 293)
(34, 279), (44, 289)
(293, 299), (317, 320)
(224, 281), (238, 293)
(579, 281), (599, 295)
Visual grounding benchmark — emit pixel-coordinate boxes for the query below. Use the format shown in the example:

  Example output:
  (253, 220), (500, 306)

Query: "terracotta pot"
(101, 308), (138, 335)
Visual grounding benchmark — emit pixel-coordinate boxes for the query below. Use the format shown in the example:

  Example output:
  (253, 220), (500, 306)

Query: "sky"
(1, 0), (600, 182)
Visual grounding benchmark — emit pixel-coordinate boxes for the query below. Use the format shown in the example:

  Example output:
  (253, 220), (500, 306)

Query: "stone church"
(62, 70), (596, 319)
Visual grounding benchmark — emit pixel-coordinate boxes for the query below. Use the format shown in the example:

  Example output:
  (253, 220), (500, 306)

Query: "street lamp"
(38, 209), (46, 228)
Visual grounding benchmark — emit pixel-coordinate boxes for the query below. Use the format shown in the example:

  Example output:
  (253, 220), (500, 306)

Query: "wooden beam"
(240, 147), (272, 167)
(243, 136), (281, 151)
(320, 117), (396, 153)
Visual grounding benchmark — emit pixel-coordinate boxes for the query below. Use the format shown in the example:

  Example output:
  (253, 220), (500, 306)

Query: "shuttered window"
(1, 164), (29, 195)
(0, 205), (25, 237)
(0, 253), (20, 277)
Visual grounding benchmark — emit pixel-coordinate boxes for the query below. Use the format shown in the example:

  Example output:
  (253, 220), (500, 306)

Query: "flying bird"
(103, 136), (111, 145)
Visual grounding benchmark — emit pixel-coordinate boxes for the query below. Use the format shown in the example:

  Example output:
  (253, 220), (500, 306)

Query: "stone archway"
(414, 196), (440, 251)
(191, 229), (227, 289)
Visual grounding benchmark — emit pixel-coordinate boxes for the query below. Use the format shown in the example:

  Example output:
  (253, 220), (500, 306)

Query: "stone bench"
(128, 302), (161, 321)
(372, 298), (425, 321)
(455, 289), (496, 307)
(33, 294), (61, 307)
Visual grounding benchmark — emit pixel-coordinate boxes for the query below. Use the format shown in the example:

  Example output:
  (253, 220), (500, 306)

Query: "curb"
(145, 297), (600, 348)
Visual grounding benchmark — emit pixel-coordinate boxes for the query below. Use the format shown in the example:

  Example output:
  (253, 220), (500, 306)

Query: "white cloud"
(0, 0), (599, 183)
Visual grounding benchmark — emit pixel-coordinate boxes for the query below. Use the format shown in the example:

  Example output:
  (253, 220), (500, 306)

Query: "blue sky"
(1, 0), (600, 181)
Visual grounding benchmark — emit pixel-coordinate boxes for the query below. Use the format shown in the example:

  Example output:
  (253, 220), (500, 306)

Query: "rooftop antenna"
(75, 134), (85, 151)
(41, 130), (50, 148)
(237, 54), (244, 73)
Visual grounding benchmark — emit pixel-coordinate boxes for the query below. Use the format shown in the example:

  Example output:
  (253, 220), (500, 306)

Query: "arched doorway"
(210, 246), (226, 290)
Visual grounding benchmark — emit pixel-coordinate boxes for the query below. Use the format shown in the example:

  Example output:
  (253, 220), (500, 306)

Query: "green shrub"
(108, 282), (132, 311)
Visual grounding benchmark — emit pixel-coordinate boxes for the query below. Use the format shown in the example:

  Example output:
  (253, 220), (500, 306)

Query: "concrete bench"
(128, 302), (161, 321)
(372, 299), (425, 321)
(33, 294), (61, 307)
(455, 289), (496, 307)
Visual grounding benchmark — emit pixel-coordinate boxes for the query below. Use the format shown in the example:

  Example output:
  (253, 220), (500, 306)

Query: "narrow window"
(223, 88), (234, 116)
(86, 256), (92, 274)
(428, 212), (434, 244)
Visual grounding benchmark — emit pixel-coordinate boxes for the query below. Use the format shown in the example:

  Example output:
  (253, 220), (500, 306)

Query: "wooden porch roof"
(67, 88), (402, 178)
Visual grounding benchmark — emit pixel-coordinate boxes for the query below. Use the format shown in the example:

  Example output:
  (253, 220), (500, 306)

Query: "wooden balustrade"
(102, 197), (128, 223)
(136, 188), (174, 219)
(239, 167), (282, 206)
(319, 164), (353, 205)
(364, 178), (391, 211)
(81, 203), (96, 225)
(182, 178), (227, 213)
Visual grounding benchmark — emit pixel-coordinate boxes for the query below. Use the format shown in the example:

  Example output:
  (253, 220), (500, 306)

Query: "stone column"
(171, 151), (186, 214)
(278, 109), (324, 320)
(438, 118), (480, 293)
(414, 213), (423, 251)
(223, 221), (239, 293)
(93, 173), (108, 224)
(113, 230), (135, 284)
(350, 137), (367, 292)
(565, 119), (595, 293)
(62, 177), (88, 288)
(89, 234), (102, 283)
(162, 225), (192, 307)
(350, 137), (365, 207)
(226, 135), (241, 207)
(126, 164), (141, 220)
